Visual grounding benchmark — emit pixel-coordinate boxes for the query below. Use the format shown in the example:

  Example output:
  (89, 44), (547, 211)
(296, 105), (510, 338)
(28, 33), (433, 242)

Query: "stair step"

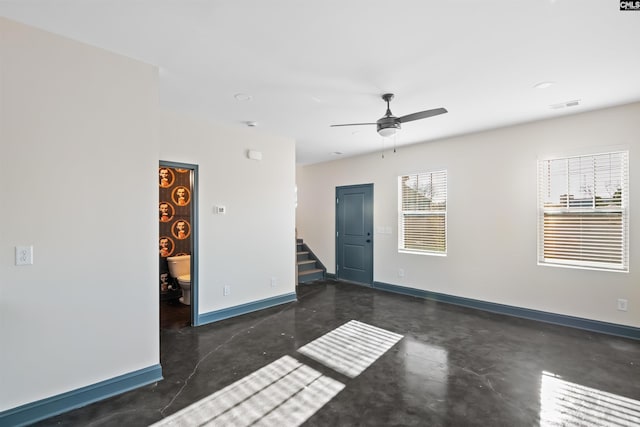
(297, 260), (317, 272)
(295, 238), (323, 284)
(298, 268), (323, 276)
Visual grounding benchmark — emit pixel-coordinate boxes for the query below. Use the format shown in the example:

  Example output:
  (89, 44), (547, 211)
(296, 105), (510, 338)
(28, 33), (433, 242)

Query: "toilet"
(166, 255), (191, 305)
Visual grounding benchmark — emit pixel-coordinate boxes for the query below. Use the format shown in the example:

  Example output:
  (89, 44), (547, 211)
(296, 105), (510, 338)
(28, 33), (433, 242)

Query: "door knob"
(366, 239), (371, 243)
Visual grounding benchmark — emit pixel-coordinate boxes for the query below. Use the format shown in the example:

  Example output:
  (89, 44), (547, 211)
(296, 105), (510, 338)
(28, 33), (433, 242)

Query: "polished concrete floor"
(35, 280), (639, 426)
(160, 298), (191, 330)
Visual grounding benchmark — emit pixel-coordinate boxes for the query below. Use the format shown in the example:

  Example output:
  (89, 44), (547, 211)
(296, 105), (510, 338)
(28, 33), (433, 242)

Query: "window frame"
(398, 169), (447, 256)
(537, 151), (629, 273)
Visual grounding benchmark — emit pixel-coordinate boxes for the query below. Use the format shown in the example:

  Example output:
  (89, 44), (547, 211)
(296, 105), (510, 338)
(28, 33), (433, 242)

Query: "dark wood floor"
(160, 299), (191, 329)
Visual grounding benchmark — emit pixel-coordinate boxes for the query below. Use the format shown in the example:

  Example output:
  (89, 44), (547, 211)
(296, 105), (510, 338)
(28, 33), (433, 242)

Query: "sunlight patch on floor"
(152, 355), (344, 427)
(297, 320), (404, 378)
(540, 371), (640, 426)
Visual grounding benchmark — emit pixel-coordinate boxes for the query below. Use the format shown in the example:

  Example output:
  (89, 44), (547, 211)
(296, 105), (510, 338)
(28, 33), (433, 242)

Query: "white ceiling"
(2, 1), (640, 164)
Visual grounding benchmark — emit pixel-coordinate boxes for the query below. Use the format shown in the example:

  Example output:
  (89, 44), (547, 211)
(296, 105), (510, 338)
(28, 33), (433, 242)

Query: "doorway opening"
(159, 161), (199, 329)
(335, 183), (374, 285)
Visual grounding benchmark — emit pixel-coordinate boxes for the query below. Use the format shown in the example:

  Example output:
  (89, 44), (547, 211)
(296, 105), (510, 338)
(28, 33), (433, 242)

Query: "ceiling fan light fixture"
(378, 126), (398, 137)
(377, 116), (401, 137)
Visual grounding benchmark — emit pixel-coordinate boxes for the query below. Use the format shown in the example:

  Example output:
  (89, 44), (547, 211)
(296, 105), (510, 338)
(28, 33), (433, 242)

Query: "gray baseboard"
(0, 364), (163, 427)
(373, 281), (639, 341)
(198, 292), (297, 325)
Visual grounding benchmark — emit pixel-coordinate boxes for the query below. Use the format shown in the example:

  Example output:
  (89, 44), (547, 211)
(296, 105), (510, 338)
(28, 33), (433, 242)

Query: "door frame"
(159, 160), (199, 326)
(335, 183), (374, 285)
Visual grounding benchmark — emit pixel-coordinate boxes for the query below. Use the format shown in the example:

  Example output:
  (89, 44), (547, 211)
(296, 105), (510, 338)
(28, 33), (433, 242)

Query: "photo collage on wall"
(159, 166), (192, 298)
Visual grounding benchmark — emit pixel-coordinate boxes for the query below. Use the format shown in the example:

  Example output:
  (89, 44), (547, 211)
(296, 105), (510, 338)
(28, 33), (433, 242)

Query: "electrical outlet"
(398, 268), (405, 278)
(271, 277), (277, 287)
(617, 298), (628, 311)
(223, 285), (230, 296)
(15, 246), (33, 266)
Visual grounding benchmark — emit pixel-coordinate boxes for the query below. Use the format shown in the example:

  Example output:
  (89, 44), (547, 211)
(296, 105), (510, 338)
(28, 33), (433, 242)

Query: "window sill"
(538, 261), (628, 273)
(399, 249), (447, 257)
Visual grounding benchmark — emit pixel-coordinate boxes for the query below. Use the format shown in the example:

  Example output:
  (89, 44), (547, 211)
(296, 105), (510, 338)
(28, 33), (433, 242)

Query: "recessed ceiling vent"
(549, 100), (581, 110)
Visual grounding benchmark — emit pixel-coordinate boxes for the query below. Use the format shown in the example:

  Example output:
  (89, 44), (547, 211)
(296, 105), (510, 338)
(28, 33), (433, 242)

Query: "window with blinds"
(398, 170), (447, 255)
(538, 151), (629, 272)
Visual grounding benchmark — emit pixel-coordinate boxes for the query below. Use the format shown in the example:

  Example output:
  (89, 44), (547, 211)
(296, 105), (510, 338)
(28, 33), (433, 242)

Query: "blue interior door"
(336, 184), (373, 284)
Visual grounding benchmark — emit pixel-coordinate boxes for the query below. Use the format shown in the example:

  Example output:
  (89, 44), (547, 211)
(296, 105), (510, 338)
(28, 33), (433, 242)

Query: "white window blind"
(538, 151), (628, 271)
(399, 170), (447, 254)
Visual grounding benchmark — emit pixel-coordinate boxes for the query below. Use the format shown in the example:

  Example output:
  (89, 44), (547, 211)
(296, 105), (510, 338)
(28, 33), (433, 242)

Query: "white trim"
(397, 170), (447, 255)
(537, 151), (629, 273)
(537, 260), (629, 274)
(399, 249), (447, 257)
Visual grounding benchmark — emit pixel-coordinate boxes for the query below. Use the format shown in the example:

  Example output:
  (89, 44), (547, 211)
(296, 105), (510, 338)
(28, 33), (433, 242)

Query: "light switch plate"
(16, 246), (33, 265)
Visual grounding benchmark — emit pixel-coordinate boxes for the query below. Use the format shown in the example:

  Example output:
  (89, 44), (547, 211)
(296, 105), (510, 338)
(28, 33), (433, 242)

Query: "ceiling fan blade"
(398, 108), (448, 123)
(330, 123), (377, 127)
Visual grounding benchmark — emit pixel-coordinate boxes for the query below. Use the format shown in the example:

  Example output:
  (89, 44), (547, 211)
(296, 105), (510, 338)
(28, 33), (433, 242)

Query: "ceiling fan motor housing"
(377, 116), (401, 135)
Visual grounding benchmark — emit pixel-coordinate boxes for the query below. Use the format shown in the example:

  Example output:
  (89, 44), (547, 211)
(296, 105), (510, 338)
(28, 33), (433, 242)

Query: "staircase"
(297, 238), (325, 284)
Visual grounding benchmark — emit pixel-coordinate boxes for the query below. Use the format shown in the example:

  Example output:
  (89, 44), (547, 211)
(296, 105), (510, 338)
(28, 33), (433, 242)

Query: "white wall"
(296, 102), (640, 328)
(157, 110), (296, 315)
(0, 18), (159, 410)
(0, 17), (296, 412)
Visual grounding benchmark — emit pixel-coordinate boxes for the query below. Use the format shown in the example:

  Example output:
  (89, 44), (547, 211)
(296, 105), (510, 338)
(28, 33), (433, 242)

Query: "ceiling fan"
(331, 93), (447, 137)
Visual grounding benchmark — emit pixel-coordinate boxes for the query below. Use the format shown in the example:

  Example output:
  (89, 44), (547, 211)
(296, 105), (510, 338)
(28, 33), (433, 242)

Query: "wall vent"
(549, 99), (581, 110)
